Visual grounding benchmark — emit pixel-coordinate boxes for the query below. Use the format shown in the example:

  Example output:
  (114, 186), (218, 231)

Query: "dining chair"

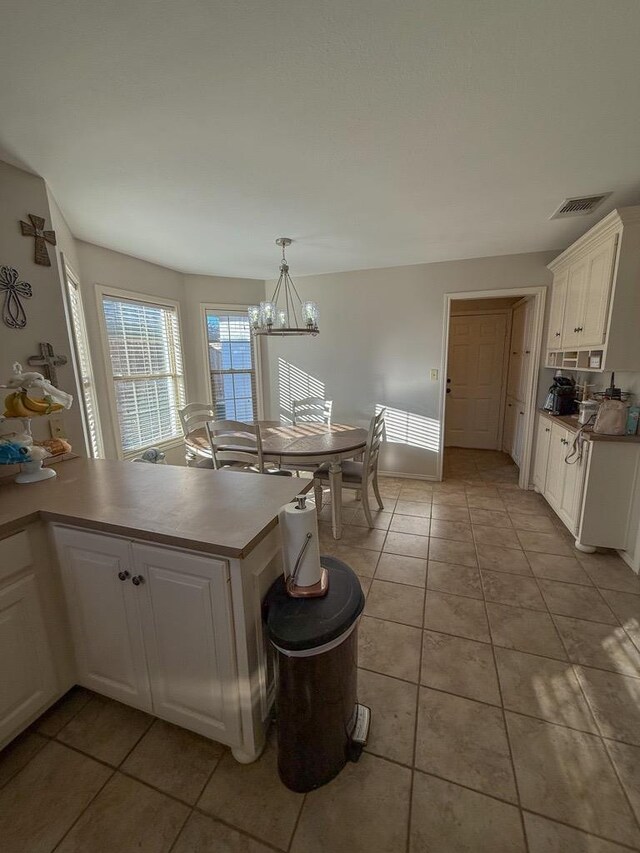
(205, 419), (292, 476)
(292, 397), (333, 425)
(313, 409), (386, 527)
(179, 402), (216, 466)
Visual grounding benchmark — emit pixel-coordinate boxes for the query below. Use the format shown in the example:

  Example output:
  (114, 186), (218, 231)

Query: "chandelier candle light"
(249, 238), (319, 336)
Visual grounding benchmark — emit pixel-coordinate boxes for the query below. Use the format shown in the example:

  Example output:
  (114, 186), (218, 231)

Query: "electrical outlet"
(49, 416), (66, 439)
(430, 369), (439, 381)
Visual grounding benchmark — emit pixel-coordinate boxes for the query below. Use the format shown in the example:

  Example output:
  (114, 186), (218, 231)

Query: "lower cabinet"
(52, 526), (241, 743)
(0, 528), (65, 746)
(533, 415), (586, 535)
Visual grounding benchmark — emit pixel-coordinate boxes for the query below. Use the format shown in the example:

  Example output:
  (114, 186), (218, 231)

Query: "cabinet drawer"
(0, 531), (33, 584)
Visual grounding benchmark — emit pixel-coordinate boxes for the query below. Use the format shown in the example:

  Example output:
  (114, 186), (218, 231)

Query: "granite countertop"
(538, 410), (640, 443)
(0, 458), (311, 558)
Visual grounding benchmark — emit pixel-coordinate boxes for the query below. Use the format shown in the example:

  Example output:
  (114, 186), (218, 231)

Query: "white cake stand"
(15, 459), (57, 484)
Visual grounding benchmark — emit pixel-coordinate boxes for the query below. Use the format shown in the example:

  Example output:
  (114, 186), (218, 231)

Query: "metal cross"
(0, 266), (32, 328)
(20, 214), (57, 267)
(27, 342), (68, 387)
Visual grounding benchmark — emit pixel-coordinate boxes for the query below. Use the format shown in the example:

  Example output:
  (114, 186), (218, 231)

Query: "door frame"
(438, 286), (547, 489)
(445, 309), (512, 453)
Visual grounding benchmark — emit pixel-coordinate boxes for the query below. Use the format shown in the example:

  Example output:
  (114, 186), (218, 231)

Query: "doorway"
(439, 287), (547, 489)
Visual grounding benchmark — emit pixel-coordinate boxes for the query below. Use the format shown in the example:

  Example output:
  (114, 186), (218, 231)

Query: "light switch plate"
(430, 369), (439, 381)
(49, 416), (66, 438)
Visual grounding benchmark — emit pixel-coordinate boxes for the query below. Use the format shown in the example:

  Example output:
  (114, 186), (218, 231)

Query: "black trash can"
(263, 555), (369, 793)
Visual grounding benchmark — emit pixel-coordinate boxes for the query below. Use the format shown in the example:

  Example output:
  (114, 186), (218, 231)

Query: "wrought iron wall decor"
(20, 214), (57, 267)
(0, 266), (32, 328)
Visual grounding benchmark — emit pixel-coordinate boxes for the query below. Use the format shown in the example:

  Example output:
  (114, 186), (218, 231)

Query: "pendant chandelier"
(248, 238), (319, 336)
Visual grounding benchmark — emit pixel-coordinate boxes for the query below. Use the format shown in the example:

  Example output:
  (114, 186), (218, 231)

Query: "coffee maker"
(544, 375), (577, 416)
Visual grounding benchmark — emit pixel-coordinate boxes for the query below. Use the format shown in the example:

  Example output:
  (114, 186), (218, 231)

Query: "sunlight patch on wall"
(376, 404), (440, 452)
(278, 358), (326, 424)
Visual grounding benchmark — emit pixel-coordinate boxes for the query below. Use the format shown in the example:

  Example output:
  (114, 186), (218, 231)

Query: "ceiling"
(1, 1), (640, 279)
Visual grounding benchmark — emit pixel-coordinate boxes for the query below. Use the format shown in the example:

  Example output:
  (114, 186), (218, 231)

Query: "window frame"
(199, 303), (264, 423)
(61, 256), (105, 458)
(96, 285), (187, 459)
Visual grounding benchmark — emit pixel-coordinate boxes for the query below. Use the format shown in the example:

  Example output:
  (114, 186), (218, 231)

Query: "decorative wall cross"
(27, 342), (68, 387)
(20, 214), (57, 267)
(0, 266), (32, 328)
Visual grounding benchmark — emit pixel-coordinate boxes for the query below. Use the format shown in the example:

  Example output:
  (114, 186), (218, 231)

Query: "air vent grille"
(550, 194), (611, 219)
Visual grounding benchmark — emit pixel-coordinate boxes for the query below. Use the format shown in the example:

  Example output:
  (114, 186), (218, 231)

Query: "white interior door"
(446, 313), (508, 449)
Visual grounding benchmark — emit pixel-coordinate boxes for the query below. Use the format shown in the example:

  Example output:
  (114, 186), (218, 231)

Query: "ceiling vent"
(550, 193), (611, 219)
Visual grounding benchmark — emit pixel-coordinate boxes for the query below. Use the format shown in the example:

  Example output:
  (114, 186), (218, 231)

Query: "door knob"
(555, 332), (561, 337)
(131, 575), (145, 586)
(446, 388), (451, 394)
(118, 570), (130, 581)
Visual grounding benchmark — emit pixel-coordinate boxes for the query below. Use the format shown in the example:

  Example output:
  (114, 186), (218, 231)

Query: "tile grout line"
(404, 570), (428, 853)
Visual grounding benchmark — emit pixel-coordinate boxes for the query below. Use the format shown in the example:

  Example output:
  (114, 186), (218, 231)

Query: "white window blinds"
(205, 309), (257, 421)
(65, 265), (104, 458)
(102, 295), (185, 453)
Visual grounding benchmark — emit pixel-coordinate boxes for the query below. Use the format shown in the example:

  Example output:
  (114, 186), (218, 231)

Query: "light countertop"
(0, 458), (311, 558)
(538, 409), (640, 443)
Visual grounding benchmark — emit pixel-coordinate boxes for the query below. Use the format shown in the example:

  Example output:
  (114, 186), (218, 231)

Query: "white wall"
(0, 161), (85, 451)
(264, 251), (556, 478)
(74, 242), (264, 462)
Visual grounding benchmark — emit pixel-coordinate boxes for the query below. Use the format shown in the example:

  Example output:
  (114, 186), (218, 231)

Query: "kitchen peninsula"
(0, 459), (310, 763)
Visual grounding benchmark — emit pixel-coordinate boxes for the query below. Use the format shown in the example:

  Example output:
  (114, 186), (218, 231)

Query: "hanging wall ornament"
(0, 266), (32, 328)
(19, 214), (57, 267)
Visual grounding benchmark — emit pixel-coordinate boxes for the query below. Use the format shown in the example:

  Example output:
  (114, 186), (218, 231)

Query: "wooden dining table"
(185, 421), (369, 539)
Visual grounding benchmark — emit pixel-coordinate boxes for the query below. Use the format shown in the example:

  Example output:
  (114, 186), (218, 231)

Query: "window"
(101, 293), (185, 454)
(204, 308), (258, 421)
(64, 262), (104, 458)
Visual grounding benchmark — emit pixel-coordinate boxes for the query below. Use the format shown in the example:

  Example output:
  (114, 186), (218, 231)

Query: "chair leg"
(372, 473), (384, 510)
(314, 481), (324, 514)
(361, 486), (375, 529)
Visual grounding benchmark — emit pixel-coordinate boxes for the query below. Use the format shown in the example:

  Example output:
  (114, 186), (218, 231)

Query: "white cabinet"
(581, 239), (616, 347)
(533, 415), (586, 536)
(512, 405), (526, 469)
(547, 268), (567, 350)
(546, 207), (640, 372)
(0, 565), (57, 743)
(532, 416), (552, 491)
(503, 397), (517, 457)
(132, 543), (240, 743)
(52, 527), (240, 743)
(52, 527), (152, 710)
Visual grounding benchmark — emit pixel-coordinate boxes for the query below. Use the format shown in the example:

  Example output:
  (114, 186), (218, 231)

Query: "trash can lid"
(264, 556), (365, 653)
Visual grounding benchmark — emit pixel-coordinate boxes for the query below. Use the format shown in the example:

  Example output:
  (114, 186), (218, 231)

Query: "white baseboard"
(378, 470), (439, 482)
(618, 549), (640, 576)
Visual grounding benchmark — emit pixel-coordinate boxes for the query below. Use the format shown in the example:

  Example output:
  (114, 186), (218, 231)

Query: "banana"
(22, 393), (50, 414)
(9, 393), (34, 418)
(3, 392), (20, 417)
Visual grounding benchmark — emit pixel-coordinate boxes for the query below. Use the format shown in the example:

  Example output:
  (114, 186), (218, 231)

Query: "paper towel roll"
(279, 498), (322, 587)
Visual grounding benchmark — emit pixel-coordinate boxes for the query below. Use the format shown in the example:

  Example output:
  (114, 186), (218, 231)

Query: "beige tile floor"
(2, 449), (640, 852)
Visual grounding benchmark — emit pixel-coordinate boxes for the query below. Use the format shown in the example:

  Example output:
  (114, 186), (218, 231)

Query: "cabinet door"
(532, 416), (552, 491)
(547, 270), (568, 350)
(561, 258), (588, 348)
(559, 446), (586, 534)
(544, 424), (568, 512)
(507, 305), (525, 399)
(132, 544), (240, 743)
(52, 527), (152, 710)
(517, 301), (532, 403)
(513, 406), (526, 468)
(580, 237), (617, 348)
(503, 398), (516, 457)
(0, 572), (57, 742)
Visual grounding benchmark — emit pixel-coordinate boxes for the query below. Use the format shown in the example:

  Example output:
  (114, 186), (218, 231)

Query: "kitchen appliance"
(543, 375), (577, 416)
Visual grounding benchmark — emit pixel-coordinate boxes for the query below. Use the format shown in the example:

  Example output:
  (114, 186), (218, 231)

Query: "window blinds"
(103, 296), (185, 453)
(205, 310), (257, 422)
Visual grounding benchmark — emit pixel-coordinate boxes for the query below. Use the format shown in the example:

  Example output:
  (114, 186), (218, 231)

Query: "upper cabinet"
(546, 206), (640, 372)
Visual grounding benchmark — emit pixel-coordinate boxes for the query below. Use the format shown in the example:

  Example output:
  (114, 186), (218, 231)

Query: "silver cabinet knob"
(131, 575), (145, 586)
(118, 570), (130, 581)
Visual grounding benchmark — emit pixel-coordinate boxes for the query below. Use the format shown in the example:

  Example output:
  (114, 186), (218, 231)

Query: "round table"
(185, 422), (369, 539)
